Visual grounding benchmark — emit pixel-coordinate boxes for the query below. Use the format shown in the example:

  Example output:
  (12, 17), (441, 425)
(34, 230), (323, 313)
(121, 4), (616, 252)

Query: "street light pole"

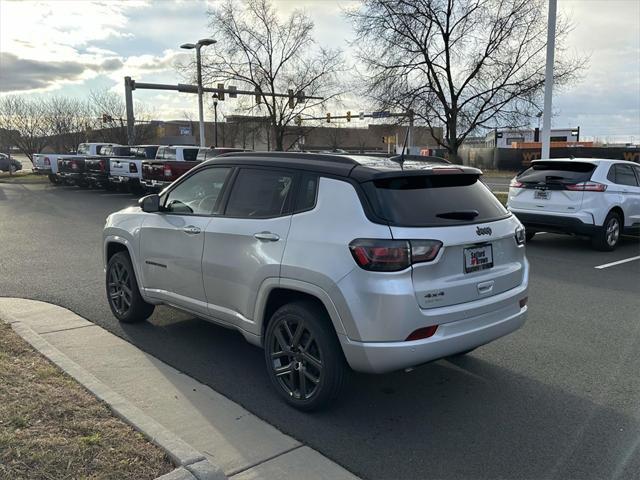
(181, 38), (216, 148)
(541, 0), (557, 159)
(213, 94), (219, 148)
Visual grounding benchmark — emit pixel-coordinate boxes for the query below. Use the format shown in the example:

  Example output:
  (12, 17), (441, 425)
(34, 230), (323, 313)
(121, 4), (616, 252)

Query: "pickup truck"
(57, 143), (119, 186)
(34, 143), (114, 183)
(140, 146), (247, 191)
(140, 145), (200, 191)
(109, 145), (159, 192)
(84, 146), (134, 188)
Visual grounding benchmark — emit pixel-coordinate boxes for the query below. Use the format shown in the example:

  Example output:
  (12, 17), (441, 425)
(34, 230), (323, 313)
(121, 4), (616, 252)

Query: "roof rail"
(219, 151), (359, 165)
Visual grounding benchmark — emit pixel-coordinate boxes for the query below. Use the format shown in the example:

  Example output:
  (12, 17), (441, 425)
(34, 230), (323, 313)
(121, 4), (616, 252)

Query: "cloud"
(0, 52), (124, 92)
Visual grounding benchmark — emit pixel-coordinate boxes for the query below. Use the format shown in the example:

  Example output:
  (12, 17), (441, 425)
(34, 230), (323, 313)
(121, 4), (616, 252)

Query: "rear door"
(508, 161), (596, 212)
(363, 173), (525, 309)
(139, 166), (233, 314)
(202, 167), (295, 328)
(610, 163), (640, 227)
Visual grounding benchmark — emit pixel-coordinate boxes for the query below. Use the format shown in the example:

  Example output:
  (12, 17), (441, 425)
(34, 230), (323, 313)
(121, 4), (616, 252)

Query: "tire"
(48, 174), (59, 184)
(526, 231), (536, 242)
(264, 301), (347, 411)
(591, 211), (621, 251)
(106, 251), (154, 323)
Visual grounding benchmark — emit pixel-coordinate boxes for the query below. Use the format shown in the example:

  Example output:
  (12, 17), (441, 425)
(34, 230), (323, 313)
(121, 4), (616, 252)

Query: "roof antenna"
(390, 125), (411, 170)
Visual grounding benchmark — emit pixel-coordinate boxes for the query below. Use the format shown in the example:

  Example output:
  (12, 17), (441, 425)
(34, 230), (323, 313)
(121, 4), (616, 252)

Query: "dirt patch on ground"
(0, 323), (173, 480)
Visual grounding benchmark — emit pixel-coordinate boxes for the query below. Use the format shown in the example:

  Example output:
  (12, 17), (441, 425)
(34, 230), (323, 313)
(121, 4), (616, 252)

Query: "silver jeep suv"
(103, 152), (529, 410)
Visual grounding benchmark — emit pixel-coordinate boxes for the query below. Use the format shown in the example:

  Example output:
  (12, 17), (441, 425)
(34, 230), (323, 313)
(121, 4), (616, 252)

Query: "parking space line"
(594, 256), (640, 270)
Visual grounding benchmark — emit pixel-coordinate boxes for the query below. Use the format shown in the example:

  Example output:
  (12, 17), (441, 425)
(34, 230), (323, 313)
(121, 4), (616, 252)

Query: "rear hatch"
(362, 171), (525, 309)
(85, 156), (109, 174)
(111, 158), (141, 178)
(142, 161), (165, 182)
(508, 160), (596, 213)
(59, 156), (87, 173)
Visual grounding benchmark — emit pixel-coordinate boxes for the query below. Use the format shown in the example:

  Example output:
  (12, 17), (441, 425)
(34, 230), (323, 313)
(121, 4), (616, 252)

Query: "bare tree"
(348, 0), (586, 158)
(0, 95), (50, 160)
(45, 96), (92, 152)
(88, 89), (156, 145)
(194, 0), (344, 151)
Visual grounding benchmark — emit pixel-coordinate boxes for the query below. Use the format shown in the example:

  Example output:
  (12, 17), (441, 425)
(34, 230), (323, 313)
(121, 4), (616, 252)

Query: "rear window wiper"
(435, 210), (480, 220)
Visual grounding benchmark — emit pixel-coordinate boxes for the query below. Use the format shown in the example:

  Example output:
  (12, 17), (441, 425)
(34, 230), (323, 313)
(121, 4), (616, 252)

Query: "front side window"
(163, 167), (231, 215)
(77, 144), (89, 154)
(225, 169), (294, 218)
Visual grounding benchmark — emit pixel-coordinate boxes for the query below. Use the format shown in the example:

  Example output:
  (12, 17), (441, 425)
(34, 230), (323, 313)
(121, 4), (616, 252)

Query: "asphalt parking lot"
(1, 181), (639, 480)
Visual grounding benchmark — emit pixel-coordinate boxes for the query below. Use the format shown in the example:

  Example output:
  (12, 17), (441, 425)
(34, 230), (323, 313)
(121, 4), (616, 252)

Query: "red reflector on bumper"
(405, 325), (438, 341)
(519, 297), (528, 308)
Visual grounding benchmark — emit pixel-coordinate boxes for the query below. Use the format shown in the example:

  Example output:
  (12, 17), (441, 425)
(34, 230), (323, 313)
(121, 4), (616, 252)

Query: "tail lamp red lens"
(509, 178), (524, 188)
(349, 239), (442, 272)
(44, 157), (50, 166)
(129, 162), (138, 173)
(164, 166), (172, 178)
(565, 181), (607, 192)
(99, 159), (105, 171)
(406, 325), (438, 341)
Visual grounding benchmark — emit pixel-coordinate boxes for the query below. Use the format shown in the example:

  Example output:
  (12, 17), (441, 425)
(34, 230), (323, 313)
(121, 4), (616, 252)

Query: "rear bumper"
(509, 208), (598, 235)
(340, 302), (527, 374)
(85, 173), (109, 186)
(59, 172), (85, 184)
(141, 179), (170, 189)
(32, 167), (51, 175)
(110, 175), (137, 185)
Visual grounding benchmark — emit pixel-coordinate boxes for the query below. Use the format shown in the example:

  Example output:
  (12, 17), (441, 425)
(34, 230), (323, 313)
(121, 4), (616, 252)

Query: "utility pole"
(124, 77), (135, 146)
(541, 0), (557, 159)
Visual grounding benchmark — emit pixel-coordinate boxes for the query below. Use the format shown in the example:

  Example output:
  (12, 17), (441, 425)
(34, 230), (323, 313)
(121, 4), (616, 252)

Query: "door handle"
(183, 225), (201, 235)
(254, 232), (280, 241)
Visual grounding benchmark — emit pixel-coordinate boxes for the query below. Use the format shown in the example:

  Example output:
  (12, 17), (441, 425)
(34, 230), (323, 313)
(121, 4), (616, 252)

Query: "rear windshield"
(517, 161), (595, 184)
(362, 174), (509, 227)
(182, 148), (199, 161)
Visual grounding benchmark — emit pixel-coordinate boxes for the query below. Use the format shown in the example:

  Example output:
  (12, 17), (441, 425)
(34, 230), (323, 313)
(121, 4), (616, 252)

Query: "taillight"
(432, 167), (463, 174)
(164, 166), (172, 178)
(71, 160), (78, 170)
(566, 181), (607, 192)
(406, 326), (438, 341)
(509, 178), (524, 188)
(99, 159), (105, 171)
(129, 162), (138, 173)
(44, 157), (50, 166)
(349, 239), (442, 272)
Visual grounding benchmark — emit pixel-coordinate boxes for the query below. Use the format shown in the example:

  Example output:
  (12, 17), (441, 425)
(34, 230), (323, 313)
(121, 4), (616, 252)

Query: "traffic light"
(326, 113), (331, 123)
(255, 87), (261, 104)
(217, 83), (225, 101)
(288, 89), (295, 109)
(346, 111), (351, 122)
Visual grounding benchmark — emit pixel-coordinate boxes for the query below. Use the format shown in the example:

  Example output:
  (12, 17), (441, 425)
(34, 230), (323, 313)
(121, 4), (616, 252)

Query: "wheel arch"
(255, 279), (348, 347)
(608, 206), (624, 227)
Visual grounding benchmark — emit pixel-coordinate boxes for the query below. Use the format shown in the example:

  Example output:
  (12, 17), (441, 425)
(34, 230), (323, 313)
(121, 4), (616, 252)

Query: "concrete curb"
(3, 314), (226, 480)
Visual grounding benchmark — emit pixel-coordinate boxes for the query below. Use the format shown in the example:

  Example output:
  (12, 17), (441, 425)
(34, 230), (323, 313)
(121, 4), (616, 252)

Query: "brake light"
(44, 157), (50, 166)
(164, 166), (172, 178)
(509, 178), (524, 188)
(129, 162), (138, 173)
(406, 326), (438, 341)
(349, 239), (442, 272)
(99, 159), (105, 171)
(71, 160), (78, 170)
(566, 182), (607, 192)
(431, 167), (463, 174)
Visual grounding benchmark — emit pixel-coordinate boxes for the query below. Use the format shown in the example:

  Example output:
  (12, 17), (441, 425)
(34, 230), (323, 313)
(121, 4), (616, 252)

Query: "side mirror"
(139, 194), (160, 213)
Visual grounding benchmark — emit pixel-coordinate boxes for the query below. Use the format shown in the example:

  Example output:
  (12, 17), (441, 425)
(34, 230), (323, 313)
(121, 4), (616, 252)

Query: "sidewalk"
(0, 298), (360, 480)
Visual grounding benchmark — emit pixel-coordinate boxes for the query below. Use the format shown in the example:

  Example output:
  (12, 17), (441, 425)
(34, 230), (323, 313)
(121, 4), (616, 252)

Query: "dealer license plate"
(534, 189), (550, 200)
(464, 244), (493, 273)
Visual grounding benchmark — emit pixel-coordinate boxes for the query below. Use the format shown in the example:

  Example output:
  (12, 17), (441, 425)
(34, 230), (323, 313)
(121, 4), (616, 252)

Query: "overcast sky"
(1, 0), (638, 142)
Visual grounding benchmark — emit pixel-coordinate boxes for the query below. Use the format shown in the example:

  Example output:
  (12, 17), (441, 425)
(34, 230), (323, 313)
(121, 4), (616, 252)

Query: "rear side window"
(294, 174), (318, 213)
(183, 148), (199, 161)
(362, 174), (508, 226)
(517, 161), (595, 185)
(225, 168), (294, 218)
(609, 164), (639, 186)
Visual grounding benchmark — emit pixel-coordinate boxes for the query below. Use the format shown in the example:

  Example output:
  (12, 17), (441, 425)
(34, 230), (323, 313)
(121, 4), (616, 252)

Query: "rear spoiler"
(352, 165), (482, 182)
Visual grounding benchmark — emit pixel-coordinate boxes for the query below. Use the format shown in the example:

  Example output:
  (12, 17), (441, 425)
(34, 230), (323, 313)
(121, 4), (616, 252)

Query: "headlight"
(515, 226), (526, 245)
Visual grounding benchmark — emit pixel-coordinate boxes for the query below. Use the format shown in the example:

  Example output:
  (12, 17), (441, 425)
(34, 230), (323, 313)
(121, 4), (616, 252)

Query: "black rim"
(270, 318), (323, 400)
(108, 261), (132, 316)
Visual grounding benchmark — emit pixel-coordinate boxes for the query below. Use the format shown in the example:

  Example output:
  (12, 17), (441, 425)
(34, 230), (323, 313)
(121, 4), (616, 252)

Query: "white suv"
(508, 159), (640, 250)
(103, 153), (529, 410)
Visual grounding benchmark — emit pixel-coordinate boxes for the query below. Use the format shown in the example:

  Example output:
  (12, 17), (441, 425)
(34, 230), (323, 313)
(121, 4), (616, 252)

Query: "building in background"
(486, 127), (580, 148)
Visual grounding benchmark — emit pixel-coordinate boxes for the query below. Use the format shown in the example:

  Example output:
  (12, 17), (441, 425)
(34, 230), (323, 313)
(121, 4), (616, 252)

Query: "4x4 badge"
(476, 226), (492, 236)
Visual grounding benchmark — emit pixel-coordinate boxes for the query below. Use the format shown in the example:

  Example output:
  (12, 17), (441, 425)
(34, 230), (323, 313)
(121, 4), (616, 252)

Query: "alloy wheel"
(107, 261), (132, 316)
(606, 217), (620, 247)
(270, 318), (323, 400)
